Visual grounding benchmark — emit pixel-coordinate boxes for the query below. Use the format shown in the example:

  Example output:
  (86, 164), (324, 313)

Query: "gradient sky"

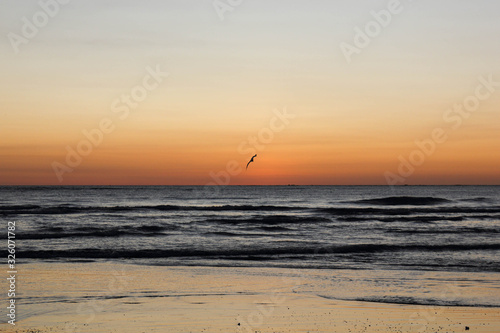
(1, 0), (499, 185)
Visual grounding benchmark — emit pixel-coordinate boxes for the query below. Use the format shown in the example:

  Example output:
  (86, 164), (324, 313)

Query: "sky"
(1, 0), (499, 185)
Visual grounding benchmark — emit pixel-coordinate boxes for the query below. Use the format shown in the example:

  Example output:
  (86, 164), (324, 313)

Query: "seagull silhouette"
(246, 154), (257, 170)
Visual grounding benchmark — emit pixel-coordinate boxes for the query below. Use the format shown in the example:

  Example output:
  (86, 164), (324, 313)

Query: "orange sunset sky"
(1, 0), (499, 185)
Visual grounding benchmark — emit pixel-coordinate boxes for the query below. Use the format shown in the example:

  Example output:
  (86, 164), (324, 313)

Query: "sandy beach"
(2, 262), (499, 332)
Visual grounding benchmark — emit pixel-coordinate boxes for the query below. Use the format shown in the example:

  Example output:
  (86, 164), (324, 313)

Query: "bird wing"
(246, 155), (257, 170)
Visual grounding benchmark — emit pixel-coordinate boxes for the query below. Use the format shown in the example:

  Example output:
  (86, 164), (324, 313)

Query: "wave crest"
(352, 196), (451, 206)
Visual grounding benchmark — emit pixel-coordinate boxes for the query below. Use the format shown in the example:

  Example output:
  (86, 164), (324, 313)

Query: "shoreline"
(1, 262), (499, 332)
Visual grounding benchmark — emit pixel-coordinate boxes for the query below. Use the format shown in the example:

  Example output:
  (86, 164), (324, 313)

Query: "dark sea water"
(2, 185), (500, 307)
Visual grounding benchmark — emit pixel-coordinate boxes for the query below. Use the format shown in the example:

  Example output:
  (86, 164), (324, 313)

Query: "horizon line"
(2, 184), (500, 187)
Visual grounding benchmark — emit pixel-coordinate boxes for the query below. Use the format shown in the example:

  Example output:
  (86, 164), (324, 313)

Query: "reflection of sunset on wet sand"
(4, 263), (500, 333)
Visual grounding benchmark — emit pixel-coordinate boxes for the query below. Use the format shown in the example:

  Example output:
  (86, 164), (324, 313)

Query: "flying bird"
(246, 154), (257, 170)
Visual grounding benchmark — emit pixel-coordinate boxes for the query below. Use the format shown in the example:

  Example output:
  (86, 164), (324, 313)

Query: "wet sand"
(2, 262), (499, 332)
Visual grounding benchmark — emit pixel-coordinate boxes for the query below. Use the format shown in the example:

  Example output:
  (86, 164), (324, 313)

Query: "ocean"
(2, 185), (500, 308)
